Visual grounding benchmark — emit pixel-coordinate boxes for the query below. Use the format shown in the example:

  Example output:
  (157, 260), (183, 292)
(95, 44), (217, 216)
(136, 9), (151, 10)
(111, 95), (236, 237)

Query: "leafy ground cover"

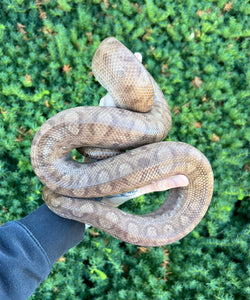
(0, 0), (249, 299)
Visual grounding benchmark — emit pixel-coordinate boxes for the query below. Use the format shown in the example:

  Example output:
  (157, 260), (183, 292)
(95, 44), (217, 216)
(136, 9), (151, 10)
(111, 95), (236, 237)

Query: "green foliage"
(0, 0), (249, 299)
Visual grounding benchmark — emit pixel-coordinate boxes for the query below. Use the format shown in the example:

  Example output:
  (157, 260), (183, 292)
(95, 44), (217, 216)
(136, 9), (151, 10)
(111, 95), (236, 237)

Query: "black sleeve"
(0, 204), (85, 300)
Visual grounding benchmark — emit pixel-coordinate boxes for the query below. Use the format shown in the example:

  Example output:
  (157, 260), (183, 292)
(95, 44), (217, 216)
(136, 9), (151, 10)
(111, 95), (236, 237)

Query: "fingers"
(99, 175), (189, 207)
(99, 93), (116, 107)
(134, 52), (142, 63)
(96, 51), (186, 208)
(136, 175), (189, 197)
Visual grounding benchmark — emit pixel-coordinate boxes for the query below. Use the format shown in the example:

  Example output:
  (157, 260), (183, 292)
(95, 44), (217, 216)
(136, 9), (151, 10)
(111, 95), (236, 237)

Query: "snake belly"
(31, 37), (213, 246)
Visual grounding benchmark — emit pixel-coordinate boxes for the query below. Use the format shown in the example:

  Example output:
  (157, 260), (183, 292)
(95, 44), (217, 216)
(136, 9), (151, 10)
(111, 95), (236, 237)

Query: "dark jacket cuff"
(18, 204), (85, 267)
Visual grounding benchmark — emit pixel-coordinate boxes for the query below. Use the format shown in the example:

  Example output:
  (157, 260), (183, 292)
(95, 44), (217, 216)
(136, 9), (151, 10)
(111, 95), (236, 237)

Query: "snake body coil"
(31, 37), (213, 246)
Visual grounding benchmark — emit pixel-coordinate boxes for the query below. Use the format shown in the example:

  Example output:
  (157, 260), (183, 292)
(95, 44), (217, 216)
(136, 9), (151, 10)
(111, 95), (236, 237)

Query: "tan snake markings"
(31, 37), (214, 246)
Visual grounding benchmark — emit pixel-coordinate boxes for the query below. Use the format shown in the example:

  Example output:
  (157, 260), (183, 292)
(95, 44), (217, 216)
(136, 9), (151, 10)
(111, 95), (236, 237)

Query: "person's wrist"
(19, 204), (85, 265)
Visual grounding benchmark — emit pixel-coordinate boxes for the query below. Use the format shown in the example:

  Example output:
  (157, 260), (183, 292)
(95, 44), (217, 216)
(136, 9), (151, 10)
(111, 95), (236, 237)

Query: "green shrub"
(0, 0), (249, 299)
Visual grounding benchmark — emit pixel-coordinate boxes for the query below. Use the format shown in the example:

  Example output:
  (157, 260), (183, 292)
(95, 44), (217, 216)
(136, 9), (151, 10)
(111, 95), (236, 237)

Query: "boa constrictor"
(31, 37), (213, 246)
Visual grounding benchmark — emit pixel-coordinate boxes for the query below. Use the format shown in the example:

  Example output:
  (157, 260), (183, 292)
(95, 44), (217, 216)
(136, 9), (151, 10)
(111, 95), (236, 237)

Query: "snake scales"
(31, 37), (213, 246)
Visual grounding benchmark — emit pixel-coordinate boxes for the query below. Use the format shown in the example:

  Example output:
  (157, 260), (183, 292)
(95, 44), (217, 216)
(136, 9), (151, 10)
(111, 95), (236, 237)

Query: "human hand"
(95, 51), (189, 208)
(99, 175), (189, 207)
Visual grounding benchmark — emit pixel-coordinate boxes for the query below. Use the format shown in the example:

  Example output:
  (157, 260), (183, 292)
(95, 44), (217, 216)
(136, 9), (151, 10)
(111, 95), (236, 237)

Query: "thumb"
(137, 175), (189, 195)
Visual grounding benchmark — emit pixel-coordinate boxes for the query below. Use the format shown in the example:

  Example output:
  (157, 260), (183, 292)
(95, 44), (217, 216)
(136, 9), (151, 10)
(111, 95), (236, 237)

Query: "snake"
(30, 37), (213, 247)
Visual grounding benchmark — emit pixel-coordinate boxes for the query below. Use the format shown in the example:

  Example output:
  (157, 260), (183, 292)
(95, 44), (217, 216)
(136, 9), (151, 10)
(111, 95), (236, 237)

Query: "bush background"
(0, 0), (249, 299)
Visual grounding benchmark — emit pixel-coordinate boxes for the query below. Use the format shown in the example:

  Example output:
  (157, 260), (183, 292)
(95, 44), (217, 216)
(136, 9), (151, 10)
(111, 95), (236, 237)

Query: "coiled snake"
(31, 37), (213, 246)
